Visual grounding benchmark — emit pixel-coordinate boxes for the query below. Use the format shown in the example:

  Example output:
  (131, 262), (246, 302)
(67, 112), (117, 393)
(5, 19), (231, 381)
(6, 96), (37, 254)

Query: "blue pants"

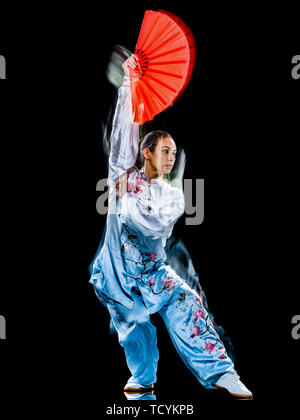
(105, 282), (236, 389)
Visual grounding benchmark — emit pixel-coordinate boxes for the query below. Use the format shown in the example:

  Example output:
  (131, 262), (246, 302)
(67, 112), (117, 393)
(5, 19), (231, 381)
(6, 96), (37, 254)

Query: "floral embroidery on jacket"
(127, 182), (143, 195)
(193, 307), (205, 322)
(191, 325), (200, 338)
(120, 223), (179, 295)
(126, 169), (158, 205)
(127, 175), (147, 197)
(148, 277), (155, 286)
(127, 176), (146, 195)
(144, 251), (157, 261)
(205, 340), (216, 353)
(162, 277), (177, 291)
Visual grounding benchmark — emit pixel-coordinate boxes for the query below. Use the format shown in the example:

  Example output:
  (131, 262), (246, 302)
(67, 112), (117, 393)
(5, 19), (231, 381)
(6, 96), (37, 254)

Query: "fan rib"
(138, 14), (163, 53)
(149, 45), (187, 61)
(139, 18), (176, 56)
(138, 84), (155, 116)
(144, 73), (177, 93)
(149, 60), (187, 65)
(141, 78), (168, 106)
(134, 11), (150, 54)
(146, 68), (184, 79)
(146, 31), (183, 57)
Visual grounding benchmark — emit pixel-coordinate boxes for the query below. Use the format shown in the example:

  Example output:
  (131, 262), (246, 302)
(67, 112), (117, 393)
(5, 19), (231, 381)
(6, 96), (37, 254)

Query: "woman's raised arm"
(107, 55), (140, 187)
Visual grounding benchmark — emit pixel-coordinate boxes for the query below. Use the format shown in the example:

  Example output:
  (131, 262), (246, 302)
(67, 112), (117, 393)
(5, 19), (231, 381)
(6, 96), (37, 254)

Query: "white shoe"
(124, 382), (154, 392)
(124, 391), (155, 400)
(213, 372), (253, 399)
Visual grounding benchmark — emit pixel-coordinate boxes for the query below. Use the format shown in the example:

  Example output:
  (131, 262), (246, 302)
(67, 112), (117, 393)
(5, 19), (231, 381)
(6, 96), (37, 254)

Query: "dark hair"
(136, 130), (172, 169)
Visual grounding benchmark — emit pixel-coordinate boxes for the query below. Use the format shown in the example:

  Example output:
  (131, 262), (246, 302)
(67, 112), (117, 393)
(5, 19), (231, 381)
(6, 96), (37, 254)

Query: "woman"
(89, 54), (253, 399)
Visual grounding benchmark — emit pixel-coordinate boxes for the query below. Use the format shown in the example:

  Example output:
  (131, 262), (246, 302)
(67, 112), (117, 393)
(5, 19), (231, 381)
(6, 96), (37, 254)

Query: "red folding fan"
(129, 9), (196, 125)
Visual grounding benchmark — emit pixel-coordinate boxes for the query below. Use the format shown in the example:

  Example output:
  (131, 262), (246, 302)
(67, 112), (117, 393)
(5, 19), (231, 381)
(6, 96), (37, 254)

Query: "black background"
(1, 1), (299, 412)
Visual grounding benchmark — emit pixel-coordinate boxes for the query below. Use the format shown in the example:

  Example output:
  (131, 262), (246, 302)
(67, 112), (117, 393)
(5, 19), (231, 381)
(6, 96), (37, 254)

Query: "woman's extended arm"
(107, 55), (140, 187)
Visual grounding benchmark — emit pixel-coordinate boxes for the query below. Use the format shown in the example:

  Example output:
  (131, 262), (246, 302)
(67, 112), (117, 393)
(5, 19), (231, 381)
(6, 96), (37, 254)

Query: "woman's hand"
(114, 172), (128, 199)
(122, 54), (139, 77)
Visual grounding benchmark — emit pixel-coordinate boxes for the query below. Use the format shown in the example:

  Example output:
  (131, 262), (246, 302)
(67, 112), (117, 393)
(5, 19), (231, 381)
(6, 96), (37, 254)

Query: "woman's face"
(145, 136), (177, 176)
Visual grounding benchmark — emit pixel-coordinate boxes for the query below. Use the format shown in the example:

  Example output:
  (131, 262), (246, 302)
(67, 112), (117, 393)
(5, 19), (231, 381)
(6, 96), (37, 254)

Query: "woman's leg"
(158, 282), (236, 389)
(106, 288), (159, 386)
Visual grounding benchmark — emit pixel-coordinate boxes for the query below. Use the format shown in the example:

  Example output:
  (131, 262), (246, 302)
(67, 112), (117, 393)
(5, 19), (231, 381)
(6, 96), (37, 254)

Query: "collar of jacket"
(138, 167), (163, 185)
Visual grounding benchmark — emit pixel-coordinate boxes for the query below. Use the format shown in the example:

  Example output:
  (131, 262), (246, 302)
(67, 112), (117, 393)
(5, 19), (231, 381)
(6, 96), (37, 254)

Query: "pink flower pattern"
(126, 175), (148, 197)
(191, 325), (200, 338)
(136, 177), (145, 186)
(126, 170), (157, 200)
(195, 296), (203, 305)
(193, 308), (205, 322)
(127, 182), (143, 195)
(145, 251), (157, 261)
(149, 277), (155, 286)
(205, 340), (215, 353)
(172, 290), (229, 360)
(163, 277), (176, 291)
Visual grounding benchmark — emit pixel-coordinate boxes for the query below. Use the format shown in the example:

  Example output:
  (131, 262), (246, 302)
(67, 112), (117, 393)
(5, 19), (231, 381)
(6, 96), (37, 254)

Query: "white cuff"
(122, 75), (130, 87)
